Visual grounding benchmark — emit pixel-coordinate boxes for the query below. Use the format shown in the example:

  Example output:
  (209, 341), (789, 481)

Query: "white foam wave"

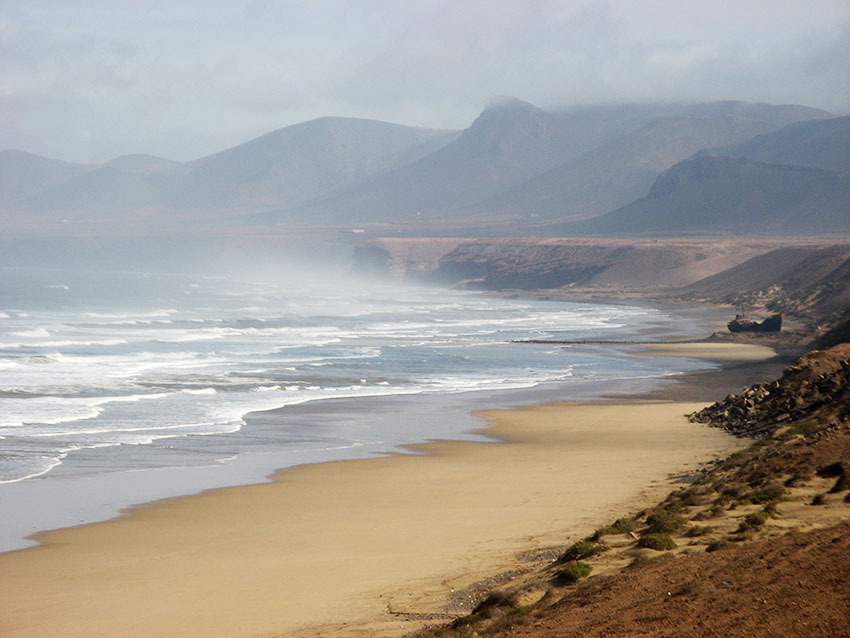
(36, 338), (129, 348)
(10, 327), (51, 338)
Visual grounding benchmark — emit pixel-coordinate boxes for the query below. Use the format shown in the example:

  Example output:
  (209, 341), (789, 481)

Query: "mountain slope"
(26, 165), (168, 213)
(0, 150), (91, 206)
(277, 98), (586, 224)
(166, 117), (457, 210)
(720, 115), (850, 172)
(19, 118), (457, 214)
(469, 114), (780, 223)
(26, 154), (179, 213)
(564, 153), (850, 236)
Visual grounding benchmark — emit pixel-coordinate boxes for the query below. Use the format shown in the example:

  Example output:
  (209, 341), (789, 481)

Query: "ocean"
(0, 267), (717, 550)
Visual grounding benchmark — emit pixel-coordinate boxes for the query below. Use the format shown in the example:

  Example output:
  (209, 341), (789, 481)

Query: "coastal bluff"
(353, 237), (839, 291)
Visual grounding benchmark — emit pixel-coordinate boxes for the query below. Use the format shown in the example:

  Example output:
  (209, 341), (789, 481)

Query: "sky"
(2, 0), (849, 164)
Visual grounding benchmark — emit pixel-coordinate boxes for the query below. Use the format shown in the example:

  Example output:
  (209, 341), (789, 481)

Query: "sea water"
(0, 267), (715, 549)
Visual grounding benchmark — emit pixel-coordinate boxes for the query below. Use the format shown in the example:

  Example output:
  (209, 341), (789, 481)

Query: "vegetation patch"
(684, 525), (713, 538)
(591, 517), (640, 538)
(680, 490), (709, 507)
(790, 417), (828, 438)
(762, 501), (779, 517)
(744, 482), (785, 504)
(729, 531), (755, 542)
(829, 474), (850, 493)
(555, 561), (592, 584)
(471, 591), (517, 615)
(737, 511), (770, 532)
(637, 533), (677, 551)
(817, 461), (848, 478)
(643, 511), (688, 535)
(785, 465), (815, 487)
(558, 539), (609, 563)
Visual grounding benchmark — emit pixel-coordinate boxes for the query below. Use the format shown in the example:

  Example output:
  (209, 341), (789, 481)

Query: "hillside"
(564, 153), (850, 236)
(680, 244), (850, 323)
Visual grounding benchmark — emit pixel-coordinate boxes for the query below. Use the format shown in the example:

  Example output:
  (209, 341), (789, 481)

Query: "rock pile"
(690, 343), (850, 438)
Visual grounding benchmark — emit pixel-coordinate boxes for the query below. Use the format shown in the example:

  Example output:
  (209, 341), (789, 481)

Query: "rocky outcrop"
(691, 343), (850, 437)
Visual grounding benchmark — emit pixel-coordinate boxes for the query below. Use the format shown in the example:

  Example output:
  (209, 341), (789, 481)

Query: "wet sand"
(0, 342), (768, 638)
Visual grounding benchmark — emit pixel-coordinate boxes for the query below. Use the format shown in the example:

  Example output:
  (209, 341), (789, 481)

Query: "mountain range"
(1, 98), (845, 238)
(562, 116), (850, 236)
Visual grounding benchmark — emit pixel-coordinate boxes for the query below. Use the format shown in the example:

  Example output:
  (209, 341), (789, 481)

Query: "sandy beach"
(0, 342), (767, 638)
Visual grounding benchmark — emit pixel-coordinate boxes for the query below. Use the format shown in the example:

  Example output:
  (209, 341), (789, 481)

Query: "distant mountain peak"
(482, 96), (539, 112)
(105, 154), (179, 172)
(454, 97), (559, 158)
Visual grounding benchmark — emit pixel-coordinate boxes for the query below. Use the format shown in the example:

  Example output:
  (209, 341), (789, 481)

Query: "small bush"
(829, 474), (850, 494)
(555, 561), (592, 584)
(662, 499), (686, 513)
(737, 511), (769, 532)
(729, 531), (754, 542)
(720, 485), (747, 500)
(637, 533), (677, 551)
(472, 591), (517, 615)
(745, 482), (785, 504)
(644, 511), (688, 535)
(811, 493), (827, 506)
(762, 501), (779, 517)
(558, 540), (609, 563)
(707, 504), (726, 518)
(680, 491), (709, 507)
(844, 492), (850, 503)
(817, 461), (847, 478)
(684, 525), (713, 538)
(790, 417), (826, 438)
(609, 517), (640, 533)
(592, 517), (640, 538)
(785, 465), (814, 487)
(706, 540), (734, 553)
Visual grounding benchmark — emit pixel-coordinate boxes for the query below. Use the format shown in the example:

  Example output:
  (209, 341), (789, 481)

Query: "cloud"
(1, 0), (848, 163)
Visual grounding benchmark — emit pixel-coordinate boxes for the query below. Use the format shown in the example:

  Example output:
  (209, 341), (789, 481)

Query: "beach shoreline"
(0, 296), (738, 553)
(0, 338), (782, 638)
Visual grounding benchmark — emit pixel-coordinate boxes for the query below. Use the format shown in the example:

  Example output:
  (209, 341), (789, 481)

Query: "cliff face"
(353, 237), (807, 291)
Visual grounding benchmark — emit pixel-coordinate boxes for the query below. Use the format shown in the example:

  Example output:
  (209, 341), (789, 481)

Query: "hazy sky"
(3, 0), (849, 163)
